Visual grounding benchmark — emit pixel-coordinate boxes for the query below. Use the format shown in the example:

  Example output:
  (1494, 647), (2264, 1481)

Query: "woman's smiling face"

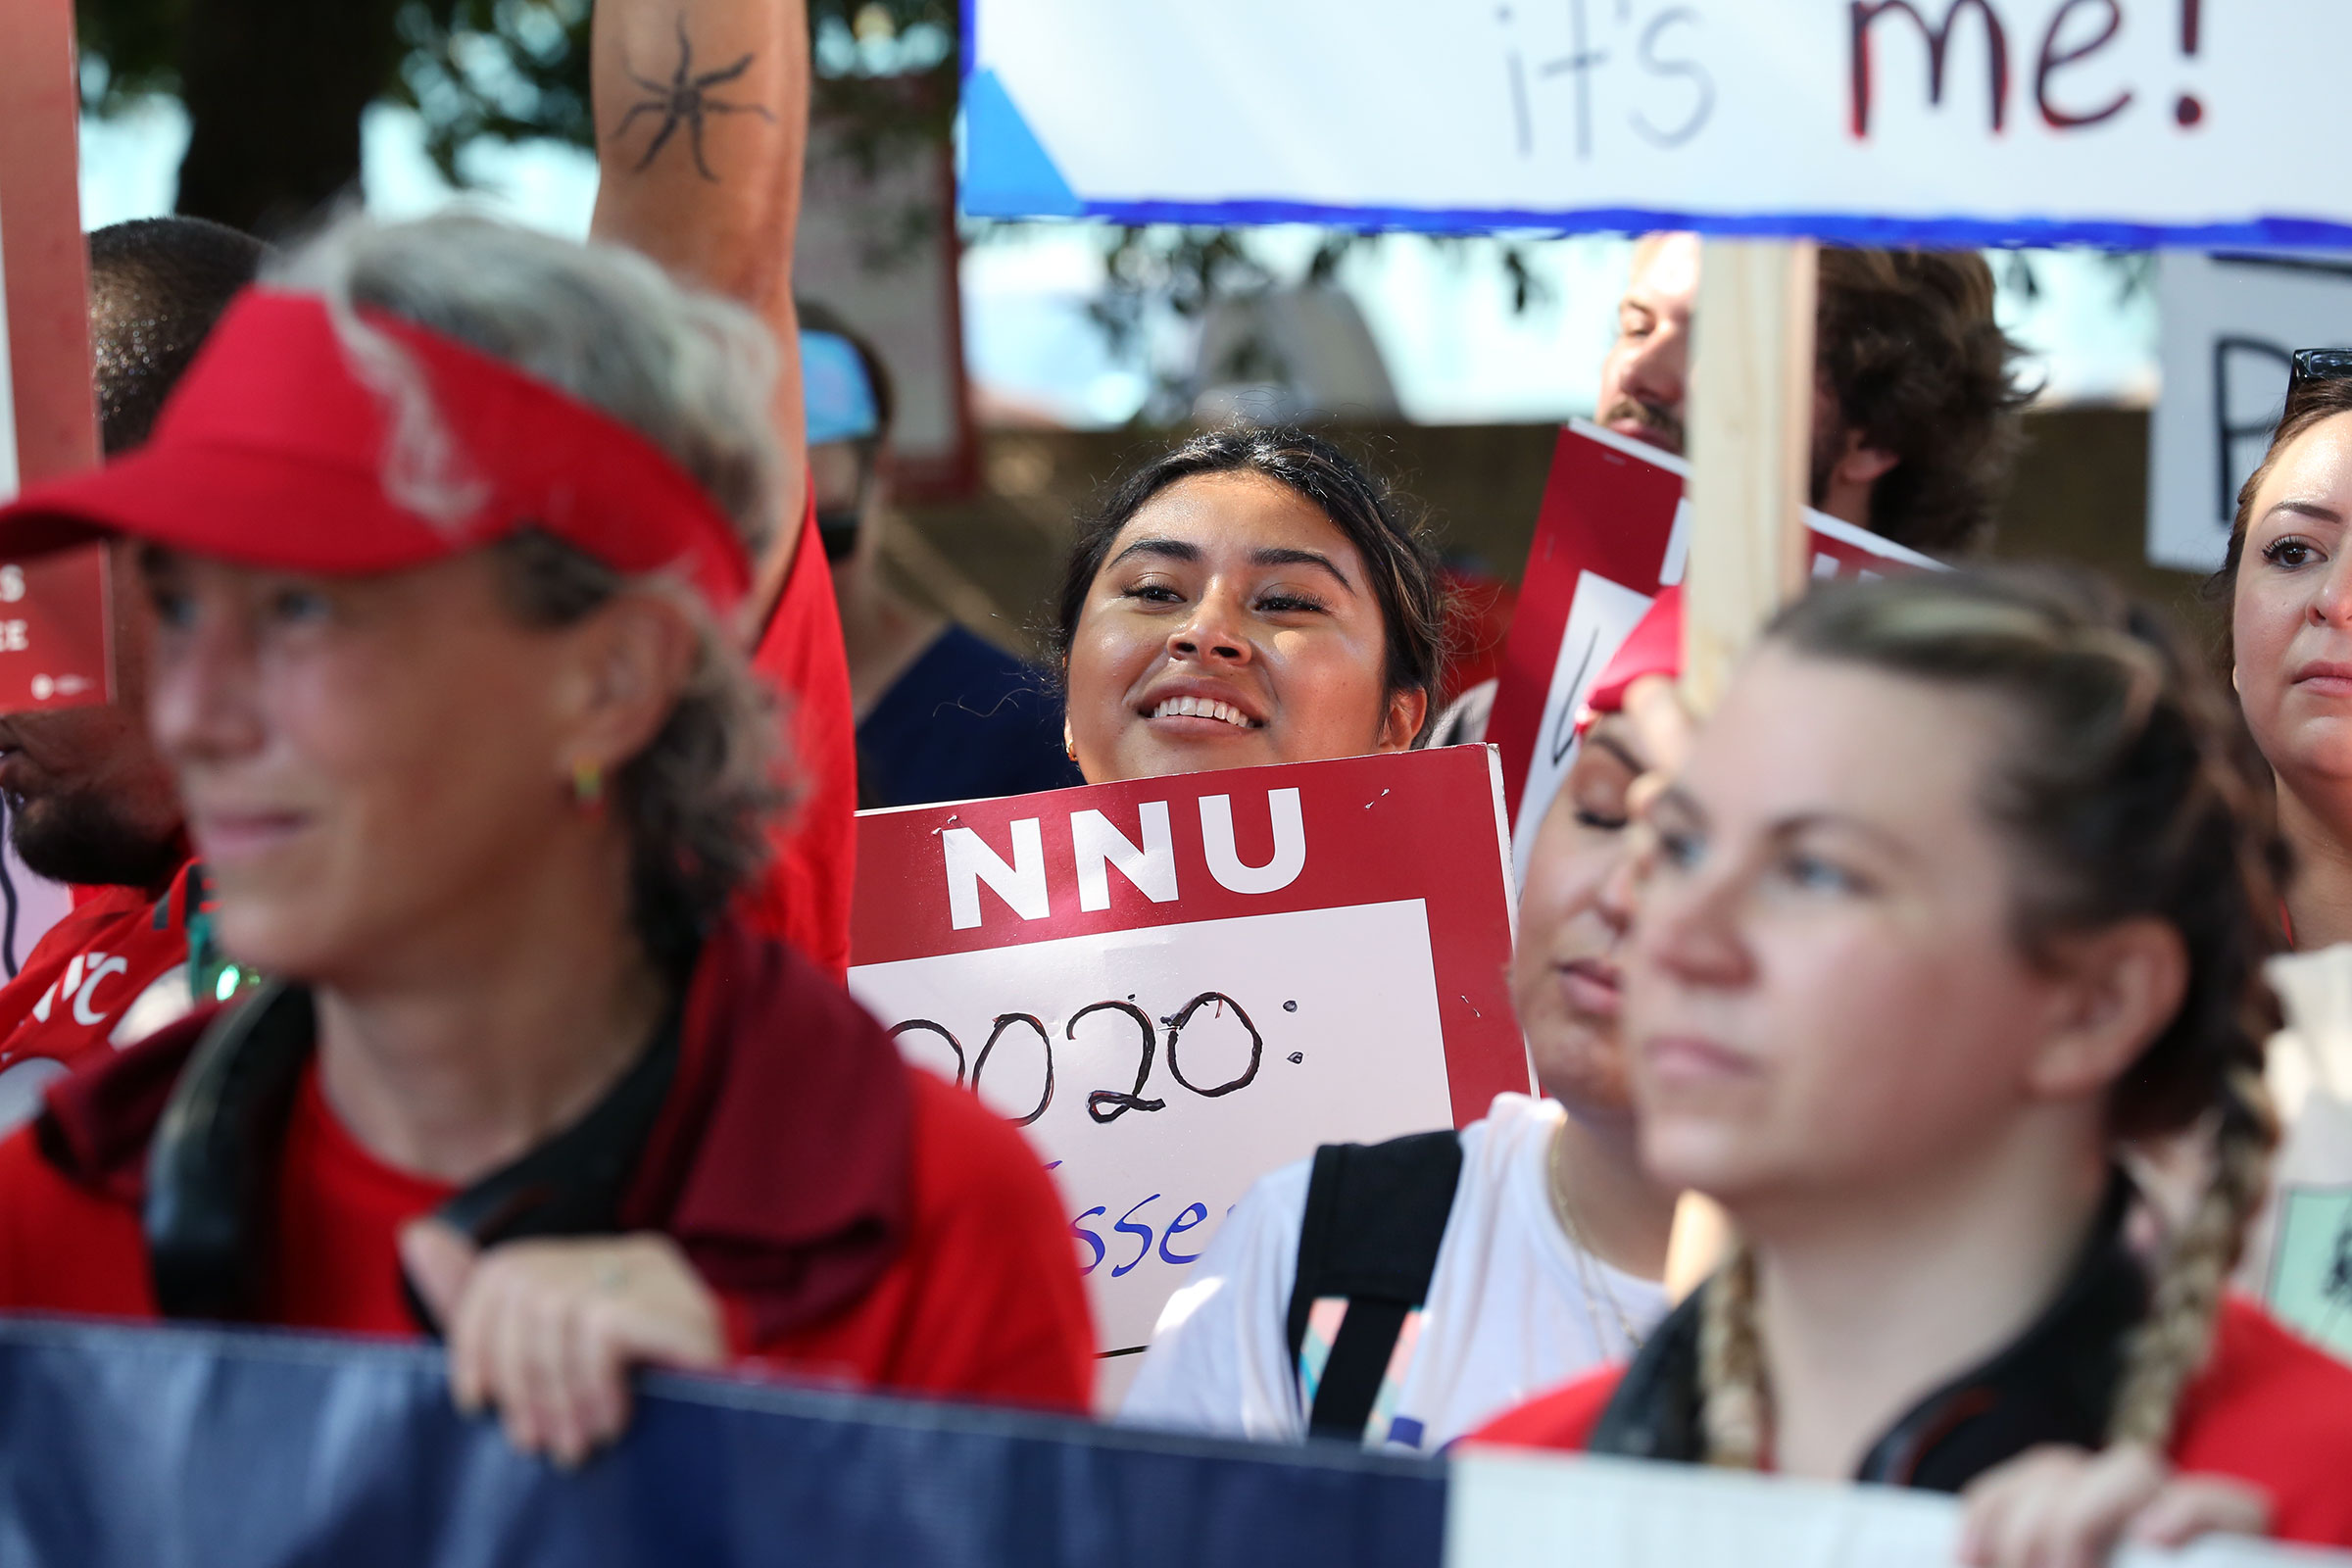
(1060, 471), (1423, 783)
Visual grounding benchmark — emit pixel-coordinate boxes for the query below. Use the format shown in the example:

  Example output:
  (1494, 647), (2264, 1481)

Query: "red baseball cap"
(0, 288), (754, 612)
(1578, 584), (1684, 733)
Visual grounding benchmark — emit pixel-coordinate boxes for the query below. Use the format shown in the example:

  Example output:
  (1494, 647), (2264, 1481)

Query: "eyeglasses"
(2292, 349), (2352, 386)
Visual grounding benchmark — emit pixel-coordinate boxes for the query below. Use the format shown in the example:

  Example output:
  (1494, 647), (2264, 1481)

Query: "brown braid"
(2108, 1067), (2281, 1446)
(1697, 1240), (1770, 1468)
(1689, 566), (2290, 1462)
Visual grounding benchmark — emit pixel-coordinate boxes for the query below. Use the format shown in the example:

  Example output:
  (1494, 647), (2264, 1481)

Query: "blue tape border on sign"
(0, 1314), (1448, 1568)
(960, 195), (2352, 254)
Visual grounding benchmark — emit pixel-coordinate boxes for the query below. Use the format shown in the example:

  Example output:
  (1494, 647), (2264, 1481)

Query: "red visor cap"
(1578, 584), (1684, 733)
(0, 288), (754, 613)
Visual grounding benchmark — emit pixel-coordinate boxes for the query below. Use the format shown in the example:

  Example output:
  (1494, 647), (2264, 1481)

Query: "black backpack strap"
(1284, 1128), (1464, 1441)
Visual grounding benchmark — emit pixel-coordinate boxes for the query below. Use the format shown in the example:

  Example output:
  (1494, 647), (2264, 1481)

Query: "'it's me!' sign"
(964, 0), (2347, 249)
(849, 748), (1527, 1380)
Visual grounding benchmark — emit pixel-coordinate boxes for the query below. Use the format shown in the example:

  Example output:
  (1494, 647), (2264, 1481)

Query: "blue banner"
(0, 1318), (1445, 1568)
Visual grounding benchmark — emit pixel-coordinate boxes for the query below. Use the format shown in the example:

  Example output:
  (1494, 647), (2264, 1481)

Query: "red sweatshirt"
(741, 496), (857, 981)
(0, 860), (201, 1080)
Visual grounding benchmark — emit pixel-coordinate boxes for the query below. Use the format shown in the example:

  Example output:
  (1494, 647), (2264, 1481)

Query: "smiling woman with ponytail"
(1474, 567), (2352, 1559)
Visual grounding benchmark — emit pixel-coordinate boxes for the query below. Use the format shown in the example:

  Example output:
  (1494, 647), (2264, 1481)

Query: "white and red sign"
(849, 747), (1529, 1378)
(1488, 422), (1937, 881)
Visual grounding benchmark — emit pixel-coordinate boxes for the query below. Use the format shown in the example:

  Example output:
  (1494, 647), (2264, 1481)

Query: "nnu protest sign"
(0, 0), (113, 714)
(962, 0), (2352, 249)
(849, 748), (1527, 1380)
(1487, 422), (1936, 880)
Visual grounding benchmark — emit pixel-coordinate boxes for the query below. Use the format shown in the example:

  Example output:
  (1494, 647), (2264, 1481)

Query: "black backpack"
(1282, 1129), (1465, 1443)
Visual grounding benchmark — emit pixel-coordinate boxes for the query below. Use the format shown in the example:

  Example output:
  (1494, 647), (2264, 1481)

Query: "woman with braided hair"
(1474, 567), (2352, 1557)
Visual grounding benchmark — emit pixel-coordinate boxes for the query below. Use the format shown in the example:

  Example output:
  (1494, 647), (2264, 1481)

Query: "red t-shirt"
(741, 498), (857, 981)
(1470, 1297), (2352, 1548)
(0, 860), (199, 1084)
(0, 1059), (1093, 1412)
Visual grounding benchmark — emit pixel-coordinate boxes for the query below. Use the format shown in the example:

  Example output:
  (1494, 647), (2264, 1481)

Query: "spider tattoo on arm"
(612, 16), (775, 182)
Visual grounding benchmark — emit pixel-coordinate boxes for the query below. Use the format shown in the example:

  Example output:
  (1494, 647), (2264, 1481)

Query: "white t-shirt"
(1119, 1093), (1667, 1452)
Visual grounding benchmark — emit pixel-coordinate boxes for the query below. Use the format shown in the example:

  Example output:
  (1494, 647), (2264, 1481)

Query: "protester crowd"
(1, 0), (2350, 1563)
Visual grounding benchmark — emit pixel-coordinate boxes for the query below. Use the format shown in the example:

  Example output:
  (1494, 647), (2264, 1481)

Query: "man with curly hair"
(1593, 232), (2031, 556)
(1429, 234), (2031, 744)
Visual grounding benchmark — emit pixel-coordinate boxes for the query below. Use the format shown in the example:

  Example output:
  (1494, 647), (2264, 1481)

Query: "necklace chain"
(1547, 1117), (1644, 1351)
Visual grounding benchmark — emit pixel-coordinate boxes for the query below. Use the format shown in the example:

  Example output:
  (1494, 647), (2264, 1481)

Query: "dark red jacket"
(0, 918), (1094, 1411)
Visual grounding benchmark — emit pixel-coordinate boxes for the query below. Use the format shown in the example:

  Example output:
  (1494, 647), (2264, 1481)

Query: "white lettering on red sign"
(942, 788), (1309, 931)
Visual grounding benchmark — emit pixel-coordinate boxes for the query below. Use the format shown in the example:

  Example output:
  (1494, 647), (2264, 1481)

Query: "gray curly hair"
(266, 212), (792, 964)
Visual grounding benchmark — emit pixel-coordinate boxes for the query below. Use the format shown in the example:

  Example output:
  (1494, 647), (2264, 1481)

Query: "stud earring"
(571, 759), (606, 811)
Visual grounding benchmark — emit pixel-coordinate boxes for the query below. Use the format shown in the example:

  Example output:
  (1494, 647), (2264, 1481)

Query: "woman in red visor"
(0, 215), (1094, 1461)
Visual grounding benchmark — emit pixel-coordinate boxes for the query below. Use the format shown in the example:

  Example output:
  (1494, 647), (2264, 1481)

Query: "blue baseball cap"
(802, 328), (880, 446)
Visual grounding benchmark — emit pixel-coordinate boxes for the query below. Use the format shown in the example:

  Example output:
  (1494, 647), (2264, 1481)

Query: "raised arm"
(590, 0), (810, 614)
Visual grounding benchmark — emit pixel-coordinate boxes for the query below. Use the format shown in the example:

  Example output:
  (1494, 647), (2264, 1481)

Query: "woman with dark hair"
(1474, 568), (2352, 1556)
(2216, 352), (2352, 950)
(0, 214), (1094, 1463)
(1052, 426), (1444, 784)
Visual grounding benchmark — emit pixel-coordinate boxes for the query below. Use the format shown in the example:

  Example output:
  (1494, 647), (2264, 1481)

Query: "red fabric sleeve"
(2170, 1297), (2352, 1548)
(0, 1123), (153, 1318)
(866, 1072), (1096, 1410)
(740, 1072), (1094, 1411)
(741, 494), (856, 980)
(1463, 1366), (1623, 1452)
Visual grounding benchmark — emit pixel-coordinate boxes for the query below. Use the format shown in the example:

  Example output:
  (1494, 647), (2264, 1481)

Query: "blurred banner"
(849, 749), (1527, 1394)
(2148, 253), (2352, 572)
(1486, 423), (1935, 884)
(961, 1), (2352, 248)
(0, 1316), (2336, 1567)
(0, 1317), (1444, 1567)
(1449, 1448), (2336, 1568)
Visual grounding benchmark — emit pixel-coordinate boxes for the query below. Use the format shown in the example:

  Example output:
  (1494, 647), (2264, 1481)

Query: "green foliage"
(389, 1), (598, 184)
(74, 0), (187, 108)
(76, 0), (957, 184)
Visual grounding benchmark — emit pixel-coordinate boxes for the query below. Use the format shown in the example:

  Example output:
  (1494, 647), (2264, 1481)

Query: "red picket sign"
(0, 0), (109, 713)
(1487, 421), (1936, 881)
(850, 746), (1529, 1381)
(0, 551), (109, 711)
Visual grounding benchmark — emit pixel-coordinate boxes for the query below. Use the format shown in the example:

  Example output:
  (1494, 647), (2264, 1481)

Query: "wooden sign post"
(1680, 239), (1819, 707)
(1661, 237), (1822, 1301)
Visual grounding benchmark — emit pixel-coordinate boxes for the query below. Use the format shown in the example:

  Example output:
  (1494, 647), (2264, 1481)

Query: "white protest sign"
(848, 748), (1530, 1399)
(962, 1), (2352, 248)
(1446, 1451), (2352, 1568)
(2149, 253), (2352, 571)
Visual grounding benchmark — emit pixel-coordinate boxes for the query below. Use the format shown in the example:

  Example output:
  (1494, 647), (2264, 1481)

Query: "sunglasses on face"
(2292, 349), (2352, 386)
